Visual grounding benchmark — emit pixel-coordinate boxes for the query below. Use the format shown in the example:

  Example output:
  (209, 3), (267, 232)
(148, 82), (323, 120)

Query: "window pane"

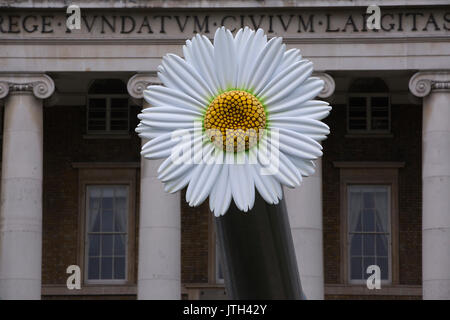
(88, 205), (101, 233)
(350, 234), (362, 256)
(350, 257), (363, 280)
(375, 191), (389, 232)
(86, 185), (129, 282)
(101, 209), (113, 232)
(101, 234), (113, 256)
(101, 257), (113, 279)
(217, 258), (224, 282)
(371, 97), (389, 130)
(114, 234), (126, 256)
(363, 257), (375, 279)
(363, 234), (375, 256)
(88, 234), (100, 257)
(378, 257), (389, 280)
(348, 185), (391, 283)
(88, 98), (107, 131)
(114, 197), (127, 232)
(348, 97), (367, 131)
(102, 197), (113, 210)
(114, 257), (126, 279)
(348, 190), (363, 232)
(363, 208), (375, 232)
(111, 98), (128, 110)
(110, 98), (129, 131)
(376, 234), (388, 257)
(363, 192), (374, 208)
(88, 257), (100, 279)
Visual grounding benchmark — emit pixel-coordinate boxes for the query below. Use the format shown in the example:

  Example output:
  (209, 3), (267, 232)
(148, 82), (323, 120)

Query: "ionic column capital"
(0, 74), (55, 100)
(127, 73), (160, 100)
(313, 72), (335, 99)
(409, 71), (450, 98)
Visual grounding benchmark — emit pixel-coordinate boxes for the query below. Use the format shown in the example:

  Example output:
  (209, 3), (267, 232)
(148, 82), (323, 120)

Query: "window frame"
(208, 214), (225, 285)
(86, 93), (130, 135)
(77, 167), (137, 286)
(347, 93), (391, 134)
(336, 162), (402, 286)
(84, 185), (130, 285)
(346, 184), (392, 285)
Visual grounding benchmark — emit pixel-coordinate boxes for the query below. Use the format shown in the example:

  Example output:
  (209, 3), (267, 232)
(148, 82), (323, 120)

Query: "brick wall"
(42, 104), (141, 288)
(181, 191), (210, 284)
(42, 100), (422, 299)
(322, 102), (422, 298)
(42, 103), (211, 298)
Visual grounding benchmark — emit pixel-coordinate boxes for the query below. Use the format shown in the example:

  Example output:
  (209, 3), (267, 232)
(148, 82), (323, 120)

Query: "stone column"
(128, 74), (181, 299)
(410, 71), (450, 300)
(0, 74), (54, 299)
(284, 72), (334, 300)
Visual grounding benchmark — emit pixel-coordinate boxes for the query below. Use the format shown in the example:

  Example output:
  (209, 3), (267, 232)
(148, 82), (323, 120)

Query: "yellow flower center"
(204, 90), (266, 152)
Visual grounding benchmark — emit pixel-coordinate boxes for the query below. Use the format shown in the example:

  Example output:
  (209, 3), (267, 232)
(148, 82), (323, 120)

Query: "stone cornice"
(127, 73), (160, 100)
(409, 71), (450, 98)
(0, 74), (55, 99)
(2, 0), (448, 9)
(128, 72), (334, 100)
(313, 72), (335, 98)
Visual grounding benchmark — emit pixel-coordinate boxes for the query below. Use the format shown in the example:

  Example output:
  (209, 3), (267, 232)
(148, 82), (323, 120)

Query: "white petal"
(141, 129), (188, 159)
(234, 27), (253, 64)
(245, 164), (256, 210)
(144, 85), (205, 114)
(228, 164), (254, 212)
(219, 182), (233, 216)
(249, 163), (280, 204)
(185, 163), (205, 205)
(234, 27), (254, 87)
(209, 165), (232, 216)
(160, 54), (212, 104)
(276, 48), (302, 74)
(141, 105), (202, 118)
(270, 100), (331, 120)
(257, 137), (302, 188)
(266, 78), (324, 114)
(136, 123), (170, 140)
(214, 27), (237, 91)
(277, 151), (303, 188)
(258, 60), (313, 104)
(277, 128), (323, 160)
(247, 37), (285, 93)
(158, 161), (194, 183)
(289, 157), (317, 177)
(238, 28), (267, 88)
(268, 117), (330, 137)
(164, 170), (193, 193)
(138, 130), (169, 140)
(191, 163), (222, 206)
(157, 70), (205, 107)
(183, 35), (220, 96)
(139, 107), (198, 123)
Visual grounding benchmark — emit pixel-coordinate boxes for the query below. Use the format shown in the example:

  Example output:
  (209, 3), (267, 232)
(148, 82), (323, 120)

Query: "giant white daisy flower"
(136, 27), (331, 216)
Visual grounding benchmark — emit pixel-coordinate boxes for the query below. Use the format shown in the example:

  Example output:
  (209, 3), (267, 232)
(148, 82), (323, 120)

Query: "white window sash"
(86, 94), (130, 134)
(347, 185), (392, 285)
(85, 185), (129, 285)
(347, 93), (391, 134)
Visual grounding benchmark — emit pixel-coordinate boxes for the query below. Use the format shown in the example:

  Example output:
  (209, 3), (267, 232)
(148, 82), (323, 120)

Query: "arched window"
(87, 79), (130, 134)
(347, 78), (390, 134)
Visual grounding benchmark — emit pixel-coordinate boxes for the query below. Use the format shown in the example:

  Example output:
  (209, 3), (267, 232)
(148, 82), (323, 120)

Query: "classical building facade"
(0, 0), (449, 300)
